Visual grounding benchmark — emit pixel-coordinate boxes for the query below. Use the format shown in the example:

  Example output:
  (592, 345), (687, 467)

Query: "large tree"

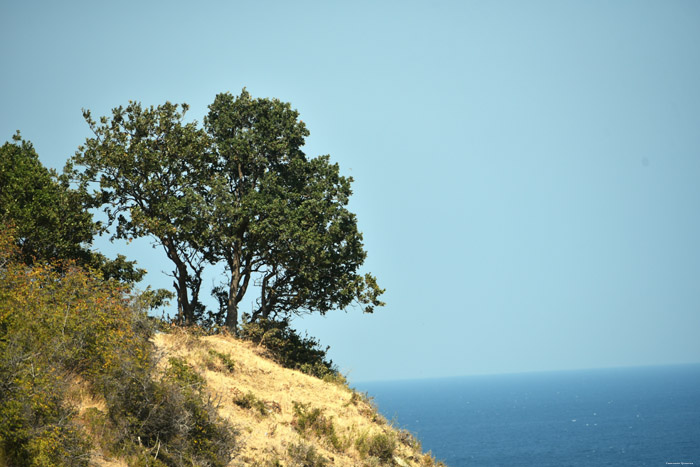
(72, 91), (384, 330)
(0, 132), (143, 283)
(204, 90), (384, 332)
(70, 103), (211, 324)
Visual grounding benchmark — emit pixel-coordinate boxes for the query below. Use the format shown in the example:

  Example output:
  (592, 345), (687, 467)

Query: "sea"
(356, 364), (700, 467)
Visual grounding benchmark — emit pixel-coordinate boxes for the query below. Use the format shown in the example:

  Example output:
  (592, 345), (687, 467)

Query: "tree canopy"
(204, 91), (384, 331)
(0, 132), (143, 283)
(71, 90), (384, 331)
(69, 103), (211, 324)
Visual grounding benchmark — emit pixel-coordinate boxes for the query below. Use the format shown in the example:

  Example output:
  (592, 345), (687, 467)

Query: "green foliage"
(70, 102), (212, 325)
(354, 431), (397, 464)
(0, 132), (94, 266)
(239, 318), (341, 380)
(205, 90), (385, 331)
(0, 132), (144, 283)
(291, 402), (343, 451)
(89, 251), (148, 284)
(207, 349), (235, 373)
(0, 370), (90, 466)
(99, 348), (236, 466)
(0, 229), (142, 464)
(286, 441), (329, 467)
(291, 402), (327, 436)
(232, 391), (268, 417)
(71, 90), (384, 330)
(166, 357), (206, 388)
(0, 228), (236, 466)
(81, 407), (120, 457)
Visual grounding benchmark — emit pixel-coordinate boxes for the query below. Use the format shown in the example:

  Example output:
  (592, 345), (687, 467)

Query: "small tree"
(70, 103), (211, 324)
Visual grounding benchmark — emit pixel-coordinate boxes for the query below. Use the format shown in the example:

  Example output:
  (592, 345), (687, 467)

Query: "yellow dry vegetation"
(159, 330), (443, 466)
(80, 328), (443, 466)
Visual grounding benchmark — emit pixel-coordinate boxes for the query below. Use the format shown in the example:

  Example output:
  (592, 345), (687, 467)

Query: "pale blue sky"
(2, 1), (699, 382)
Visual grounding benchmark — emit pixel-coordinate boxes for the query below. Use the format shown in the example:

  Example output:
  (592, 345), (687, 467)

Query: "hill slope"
(84, 329), (442, 466)
(0, 231), (440, 466)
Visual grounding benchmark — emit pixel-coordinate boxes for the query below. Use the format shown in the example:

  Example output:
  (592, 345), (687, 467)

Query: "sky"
(2, 0), (699, 382)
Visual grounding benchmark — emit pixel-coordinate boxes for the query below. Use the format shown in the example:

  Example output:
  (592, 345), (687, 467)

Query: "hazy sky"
(2, 1), (699, 382)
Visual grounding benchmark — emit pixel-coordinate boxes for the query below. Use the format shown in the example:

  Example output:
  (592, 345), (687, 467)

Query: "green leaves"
(204, 90), (384, 328)
(0, 132), (94, 264)
(71, 89), (384, 329)
(72, 102), (212, 324)
(0, 132), (144, 283)
(76, 102), (212, 241)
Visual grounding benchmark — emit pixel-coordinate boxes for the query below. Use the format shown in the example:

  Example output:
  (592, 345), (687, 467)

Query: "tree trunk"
(225, 274), (239, 335)
(164, 239), (194, 325)
(224, 247), (242, 334)
(259, 269), (276, 320)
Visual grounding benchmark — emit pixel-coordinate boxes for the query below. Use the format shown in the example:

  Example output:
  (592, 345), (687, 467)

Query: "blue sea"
(356, 365), (700, 466)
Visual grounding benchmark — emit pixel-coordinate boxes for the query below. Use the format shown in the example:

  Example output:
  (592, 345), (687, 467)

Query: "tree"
(204, 90), (384, 332)
(202, 90), (310, 331)
(72, 91), (384, 331)
(69, 103), (211, 324)
(1, 132), (94, 264)
(0, 132), (143, 282)
(249, 155), (383, 322)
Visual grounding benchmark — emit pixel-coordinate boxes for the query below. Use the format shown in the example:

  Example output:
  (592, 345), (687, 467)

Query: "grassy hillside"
(153, 330), (443, 466)
(81, 328), (444, 466)
(0, 228), (444, 466)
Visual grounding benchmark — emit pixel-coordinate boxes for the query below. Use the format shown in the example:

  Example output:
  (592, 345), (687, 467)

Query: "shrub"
(355, 431), (397, 463)
(396, 428), (422, 451)
(233, 390), (268, 417)
(346, 389), (374, 407)
(0, 228), (237, 466)
(291, 402), (333, 438)
(81, 407), (119, 456)
(102, 354), (237, 466)
(166, 356), (206, 388)
(207, 349), (235, 373)
(286, 441), (329, 467)
(346, 391), (383, 424)
(239, 318), (341, 380)
(0, 373), (90, 465)
(291, 402), (344, 451)
(0, 236), (137, 465)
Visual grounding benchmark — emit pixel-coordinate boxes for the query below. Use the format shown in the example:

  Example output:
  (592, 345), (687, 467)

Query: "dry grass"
(79, 329), (441, 466)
